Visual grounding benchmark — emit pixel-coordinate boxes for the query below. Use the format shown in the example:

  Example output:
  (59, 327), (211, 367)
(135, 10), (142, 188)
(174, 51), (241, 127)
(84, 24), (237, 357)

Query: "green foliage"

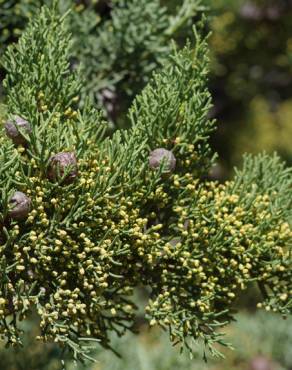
(0, 1), (291, 366)
(0, 0), (205, 125)
(2, 5), (81, 119)
(57, 0), (207, 125)
(0, 311), (291, 370)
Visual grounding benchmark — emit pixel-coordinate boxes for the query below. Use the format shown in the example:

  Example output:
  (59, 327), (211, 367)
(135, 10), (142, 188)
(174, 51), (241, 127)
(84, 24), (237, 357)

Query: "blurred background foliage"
(0, 311), (291, 370)
(0, 0), (292, 369)
(207, 0), (292, 174)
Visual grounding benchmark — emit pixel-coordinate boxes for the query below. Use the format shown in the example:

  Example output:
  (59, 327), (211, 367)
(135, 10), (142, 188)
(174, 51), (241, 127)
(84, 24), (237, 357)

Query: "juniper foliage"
(0, 0), (205, 124)
(0, 2), (291, 365)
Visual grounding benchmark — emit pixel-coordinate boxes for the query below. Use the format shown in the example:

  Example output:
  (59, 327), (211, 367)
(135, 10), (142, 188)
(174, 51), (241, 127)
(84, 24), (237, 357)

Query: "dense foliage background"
(0, 0), (291, 369)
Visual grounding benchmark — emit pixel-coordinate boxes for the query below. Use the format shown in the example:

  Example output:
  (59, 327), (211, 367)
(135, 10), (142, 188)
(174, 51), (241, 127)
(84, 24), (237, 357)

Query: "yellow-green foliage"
(0, 2), (291, 365)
